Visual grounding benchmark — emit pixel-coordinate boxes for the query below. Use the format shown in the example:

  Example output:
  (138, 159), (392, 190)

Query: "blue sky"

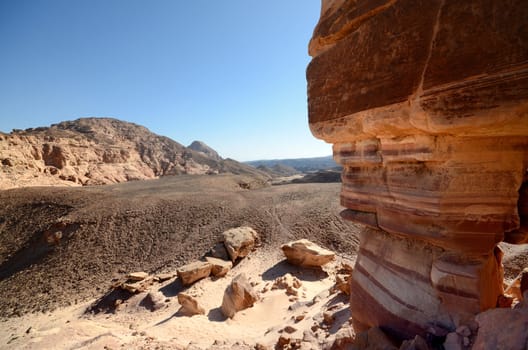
(0, 0), (330, 161)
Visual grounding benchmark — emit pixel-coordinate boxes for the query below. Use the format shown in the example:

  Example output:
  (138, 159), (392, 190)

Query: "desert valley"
(2, 0), (528, 349)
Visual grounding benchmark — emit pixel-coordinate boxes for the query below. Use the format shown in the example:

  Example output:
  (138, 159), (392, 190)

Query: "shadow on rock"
(86, 288), (134, 314)
(207, 307), (227, 322)
(159, 277), (184, 298)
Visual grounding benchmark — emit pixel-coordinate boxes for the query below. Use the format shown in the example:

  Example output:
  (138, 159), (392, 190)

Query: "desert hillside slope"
(0, 117), (267, 189)
(0, 175), (360, 319)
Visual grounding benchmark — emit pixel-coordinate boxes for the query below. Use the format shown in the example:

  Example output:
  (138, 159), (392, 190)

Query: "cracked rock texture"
(307, 0), (528, 339)
(0, 117), (267, 189)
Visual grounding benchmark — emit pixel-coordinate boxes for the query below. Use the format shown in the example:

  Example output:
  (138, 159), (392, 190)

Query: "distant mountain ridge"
(0, 117), (268, 189)
(245, 155), (339, 173)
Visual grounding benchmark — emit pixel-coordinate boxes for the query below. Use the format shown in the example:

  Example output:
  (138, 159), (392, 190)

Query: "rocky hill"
(246, 155), (339, 173)
(0, 118), (268, 189)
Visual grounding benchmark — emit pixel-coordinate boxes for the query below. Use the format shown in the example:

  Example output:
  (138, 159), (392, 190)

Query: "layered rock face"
(307, 0), (528, 339)
(0, 118), (267, 189)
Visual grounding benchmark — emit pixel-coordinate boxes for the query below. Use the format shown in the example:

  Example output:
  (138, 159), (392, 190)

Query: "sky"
(0, 0), (330, 161)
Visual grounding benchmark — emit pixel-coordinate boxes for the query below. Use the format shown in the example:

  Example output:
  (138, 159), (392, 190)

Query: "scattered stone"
(399, 335), (429, 350)
(455, 325), (471, 337)
(221, 273), (259, 318)
(210, 242), (230, 261)
(281, 239), (335, 267)
(443, 332), (463, 350)
(121, 280), (150, 294)
(177, 293), (205, 316)
(331, 325), (355, 349)
(126, 271), (148, 281)
(154, 273), (173, 282)
(272, 273), (302, 296)
(177, 261), (212, 286)
(206, 256), (233, 277)
(323, 311), (334, 325)
(283, 326), (297, 334)
(473, 306), (528, 349)
(333, 273), (350, 295)
(222, 227), (258, 262)
(295, 314), (305, 323)
(354, 327), (397, 350)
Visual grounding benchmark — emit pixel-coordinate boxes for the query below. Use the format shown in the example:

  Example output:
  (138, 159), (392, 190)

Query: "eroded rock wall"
(307, 0), (528, 339)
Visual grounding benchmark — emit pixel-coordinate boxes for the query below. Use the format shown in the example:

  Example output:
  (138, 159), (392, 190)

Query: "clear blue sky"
(0, 0), (330, 161)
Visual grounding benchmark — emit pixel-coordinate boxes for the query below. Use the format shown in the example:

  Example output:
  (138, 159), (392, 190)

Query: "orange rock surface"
(307, 0), (528, 339)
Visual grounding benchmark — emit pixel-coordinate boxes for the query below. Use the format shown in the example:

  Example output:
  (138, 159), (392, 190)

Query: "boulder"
(281, 239), (335, 267)
(177, 261), (212, 286)
(221, 273), (259, 318)
(206, 257), (233, 277)
(222, 227), (258, 262)
(177, 293), (205, 316)
(473, 307), (528, 349)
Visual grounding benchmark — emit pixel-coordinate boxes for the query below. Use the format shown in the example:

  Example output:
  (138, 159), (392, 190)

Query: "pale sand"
(0, 248), (355, 350)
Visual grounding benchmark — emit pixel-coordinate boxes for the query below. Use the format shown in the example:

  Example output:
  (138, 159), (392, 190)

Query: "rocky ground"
(0, 175), (360, 320)
(0, 175), (527, 349)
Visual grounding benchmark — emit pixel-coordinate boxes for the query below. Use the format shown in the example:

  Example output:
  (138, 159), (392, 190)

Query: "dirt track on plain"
(0, 175), (361, 318)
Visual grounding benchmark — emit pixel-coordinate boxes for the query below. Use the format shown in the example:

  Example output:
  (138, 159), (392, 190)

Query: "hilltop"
(0, 118), (268, 189)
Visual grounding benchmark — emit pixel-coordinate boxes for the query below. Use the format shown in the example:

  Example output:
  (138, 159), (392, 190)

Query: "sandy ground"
(0, 247), (355, 350)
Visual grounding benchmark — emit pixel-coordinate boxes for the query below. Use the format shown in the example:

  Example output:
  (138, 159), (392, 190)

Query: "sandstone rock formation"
(206, 257), (233, 278)
(307, 0), (528, 340)
(176, 261), (212, 287)
(221, 273), (259, 318)
(0, 117), (268, 189)
(281, 239), (335, 268)
(222, 227), (258, 262)
(177, 292), (206, 316)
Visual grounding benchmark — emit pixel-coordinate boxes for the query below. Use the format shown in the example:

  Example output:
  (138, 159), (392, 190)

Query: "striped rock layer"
(307, 0), (528, 339)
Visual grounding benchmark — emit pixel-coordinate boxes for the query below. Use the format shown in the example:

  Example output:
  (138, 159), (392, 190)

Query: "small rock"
(222, 227), (258, 262)
(462, 337), (470, 347)
(295, 314), (305, 322)
(177, 293), (205, 316)
(323, 311), (334, 325)
(177, 261), (212, 286)
(127, 271), (149, 281)
(206, 256), (233, 277)
(455, 325), (471, 337)
(221, 273), (259, 318)
(210, 242), (230, 261)
(281, 239), (335, 267)
(400, 334), (429, 350)
(444, 332), (463, 350)
(283, 326), (297, 334)
(154, 273), (173, 282)
(334, 273), (350, 295)
(272, 273), (302, 296)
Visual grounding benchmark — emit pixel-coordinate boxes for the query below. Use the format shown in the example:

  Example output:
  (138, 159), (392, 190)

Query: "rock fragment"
(221, 273), (259, 318)
(177, 293), (205, 316)
(177, 261), (212, 286)
(272, 273), (302, 296)
(206, 257), (233, 277)
(222, 227), (258, 262)
(126, 271), (148, 281)
(281, 239), (335, 267)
